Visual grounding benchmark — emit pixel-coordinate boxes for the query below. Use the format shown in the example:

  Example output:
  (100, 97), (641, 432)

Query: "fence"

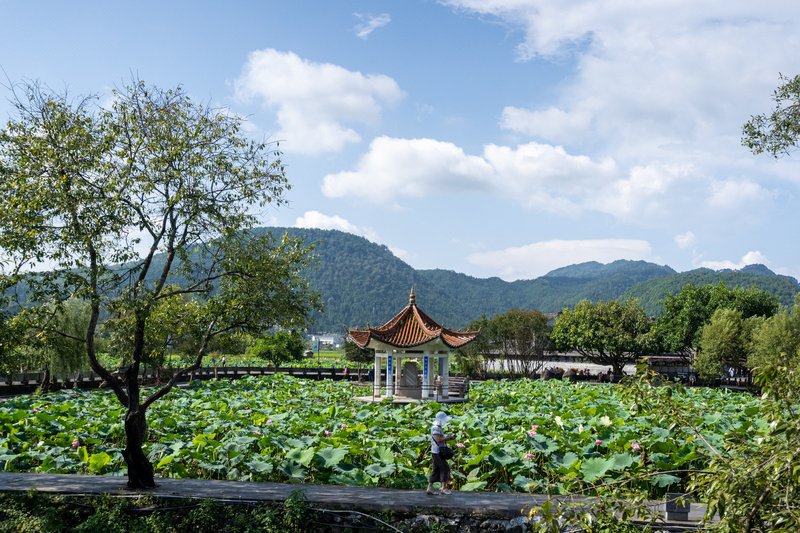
(0, 366), (384, 396)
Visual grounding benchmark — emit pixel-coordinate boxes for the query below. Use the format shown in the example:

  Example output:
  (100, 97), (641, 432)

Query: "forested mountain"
(623, 267), (800, 316)
(8, 226), (797, 332)
(259, 228), (798, 331)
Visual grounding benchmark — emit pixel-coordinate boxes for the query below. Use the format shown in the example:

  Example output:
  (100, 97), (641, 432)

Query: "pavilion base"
(355, 395), (468, 405)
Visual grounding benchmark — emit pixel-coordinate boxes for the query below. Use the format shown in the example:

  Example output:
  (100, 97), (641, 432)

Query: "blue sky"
(2, 0), (800, 281)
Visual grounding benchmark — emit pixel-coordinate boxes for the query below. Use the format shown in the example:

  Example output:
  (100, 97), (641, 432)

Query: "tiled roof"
(347, 288), (480, 350)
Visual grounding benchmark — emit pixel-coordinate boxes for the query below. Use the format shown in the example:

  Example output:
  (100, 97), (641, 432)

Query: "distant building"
(310, 333), (344, 349)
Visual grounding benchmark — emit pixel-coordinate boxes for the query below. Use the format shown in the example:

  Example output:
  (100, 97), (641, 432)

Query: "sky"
(1, 0), (799, 281)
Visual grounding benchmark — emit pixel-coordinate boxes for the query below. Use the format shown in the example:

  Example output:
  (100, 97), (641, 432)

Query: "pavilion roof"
(347, 288), (480, 350)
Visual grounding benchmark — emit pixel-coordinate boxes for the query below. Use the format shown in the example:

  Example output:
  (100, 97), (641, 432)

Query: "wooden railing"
(0, 366), (384, 396)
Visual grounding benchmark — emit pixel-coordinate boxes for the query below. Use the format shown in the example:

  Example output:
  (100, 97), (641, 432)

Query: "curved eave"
(347, 327), (480, 350)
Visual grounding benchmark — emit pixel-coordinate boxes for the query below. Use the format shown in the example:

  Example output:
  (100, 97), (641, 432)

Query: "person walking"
(426, 411), (455, 495)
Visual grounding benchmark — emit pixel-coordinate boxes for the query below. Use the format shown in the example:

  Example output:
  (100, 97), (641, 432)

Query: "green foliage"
(282, 489), (310, 533)
(0, 78), (319, 487)
(103, 287), (202, 368)
(246, 330), (306, 368)
(343, 339), (374, 367)
(742, 73), (800, 157)
(551, 299), (655, 375)
(460, 309), (550, 377)
(655, 283), (779, 358)
(0, 492), (319, 533)
(696, 309), (758, 379)
(689, 363), (800, 532)
(627, 269), (795, 317)
(749, 293), (800, 372)
(0, 375), (763, 500)
(7, 299), (91, 381)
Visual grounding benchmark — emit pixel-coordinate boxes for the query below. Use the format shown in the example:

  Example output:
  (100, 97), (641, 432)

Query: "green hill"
(7, 226), (797, 332)
(623, 267), (800, 316)
(260, 228), (797, 331)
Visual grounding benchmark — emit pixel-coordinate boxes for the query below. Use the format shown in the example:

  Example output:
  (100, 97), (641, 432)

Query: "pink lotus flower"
(523, 453), (535, 460)
(527, 429), (537, 438)
(340, 423), (348, 430)
(266, 419), (274, 425)
(531, 424), (539, 430)
(324, 430), (332, 437)
(631, 442), (641, 451)
(456, 442), (465, 448)
(595, 439), (603, 446)
(71, 438), (81, 450)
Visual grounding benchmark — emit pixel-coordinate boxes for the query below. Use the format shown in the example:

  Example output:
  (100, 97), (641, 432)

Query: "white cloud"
(322, 136), (495, 204)
(467, 239), (654, 281)
(294, 210), (378, 242)
(354, 13), (391, 39)
(482, 142), (617, 207)
(323, 136), (618, 212)
(674, 231), (696, 249)
(708, 179), (772, 209)
(389, 246), (409, 261)
(445, 1), (800, 164)
(588, 163), (695, 219)
(698, 251), (770, 271)
(500, 105), (591, 140)
(234, 49), (405, 154)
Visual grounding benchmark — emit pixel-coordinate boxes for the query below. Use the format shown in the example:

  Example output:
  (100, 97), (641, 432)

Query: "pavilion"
(347, 288), (480, 403)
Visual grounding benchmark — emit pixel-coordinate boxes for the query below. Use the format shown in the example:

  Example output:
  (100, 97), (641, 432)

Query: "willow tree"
(0, 80), (319, 488)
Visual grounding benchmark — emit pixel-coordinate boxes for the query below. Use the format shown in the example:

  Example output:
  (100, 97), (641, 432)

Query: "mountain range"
(263, 228), (800, 332)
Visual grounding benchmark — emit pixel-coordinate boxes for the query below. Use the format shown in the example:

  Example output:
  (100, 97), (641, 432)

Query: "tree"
(455, 315), (492, 377)
(344, 339), (374, 379)
(104, 287), (192, 368)
(486, 309), (550, 377)
(551, 299), (655, 377)
(743, 73), (800, 157)
(0, 80), (319, 488)
(695, 308), (757, 379)
(247, 330), (306, 368)
(655, 283), (778, 359)
(12, 299), (92, 390)
(748, 293), (800, 377)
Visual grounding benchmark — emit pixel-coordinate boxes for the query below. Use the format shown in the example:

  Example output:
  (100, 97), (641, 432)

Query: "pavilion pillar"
(422, 354), (431, 399)
(394, 354), (402, 397)
(373, 354), (381, 397)
(442, 354), (450, 398)
(386, 353), (394, 397)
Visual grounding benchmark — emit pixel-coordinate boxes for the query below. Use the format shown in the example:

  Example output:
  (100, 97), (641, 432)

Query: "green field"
(0, 375), (764, 498)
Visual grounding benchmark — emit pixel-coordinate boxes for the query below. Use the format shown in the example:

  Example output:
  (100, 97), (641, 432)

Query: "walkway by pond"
(0, 472), (707, 529)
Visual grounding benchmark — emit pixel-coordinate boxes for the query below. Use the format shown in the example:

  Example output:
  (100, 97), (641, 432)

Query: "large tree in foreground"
(551, 299), (655, 377)
(0, 80), (319, 488)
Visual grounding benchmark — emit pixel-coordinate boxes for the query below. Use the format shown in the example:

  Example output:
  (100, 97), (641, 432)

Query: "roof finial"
(409, 287), (416, 305)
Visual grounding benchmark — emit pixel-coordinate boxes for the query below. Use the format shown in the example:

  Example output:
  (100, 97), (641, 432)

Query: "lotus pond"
(0, 375), (765, 497)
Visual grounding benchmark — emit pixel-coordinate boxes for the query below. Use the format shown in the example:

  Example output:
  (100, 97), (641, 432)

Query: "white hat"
(434, 411), (452, 426)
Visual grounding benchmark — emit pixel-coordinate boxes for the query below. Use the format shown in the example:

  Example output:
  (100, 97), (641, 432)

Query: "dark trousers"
(428, 453), (451, 483)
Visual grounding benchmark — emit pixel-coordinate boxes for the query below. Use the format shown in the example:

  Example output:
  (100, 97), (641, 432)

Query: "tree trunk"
(612, 361), (625, 380)
(123, 406), (155, 489)
(40, 368), (51, 393)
